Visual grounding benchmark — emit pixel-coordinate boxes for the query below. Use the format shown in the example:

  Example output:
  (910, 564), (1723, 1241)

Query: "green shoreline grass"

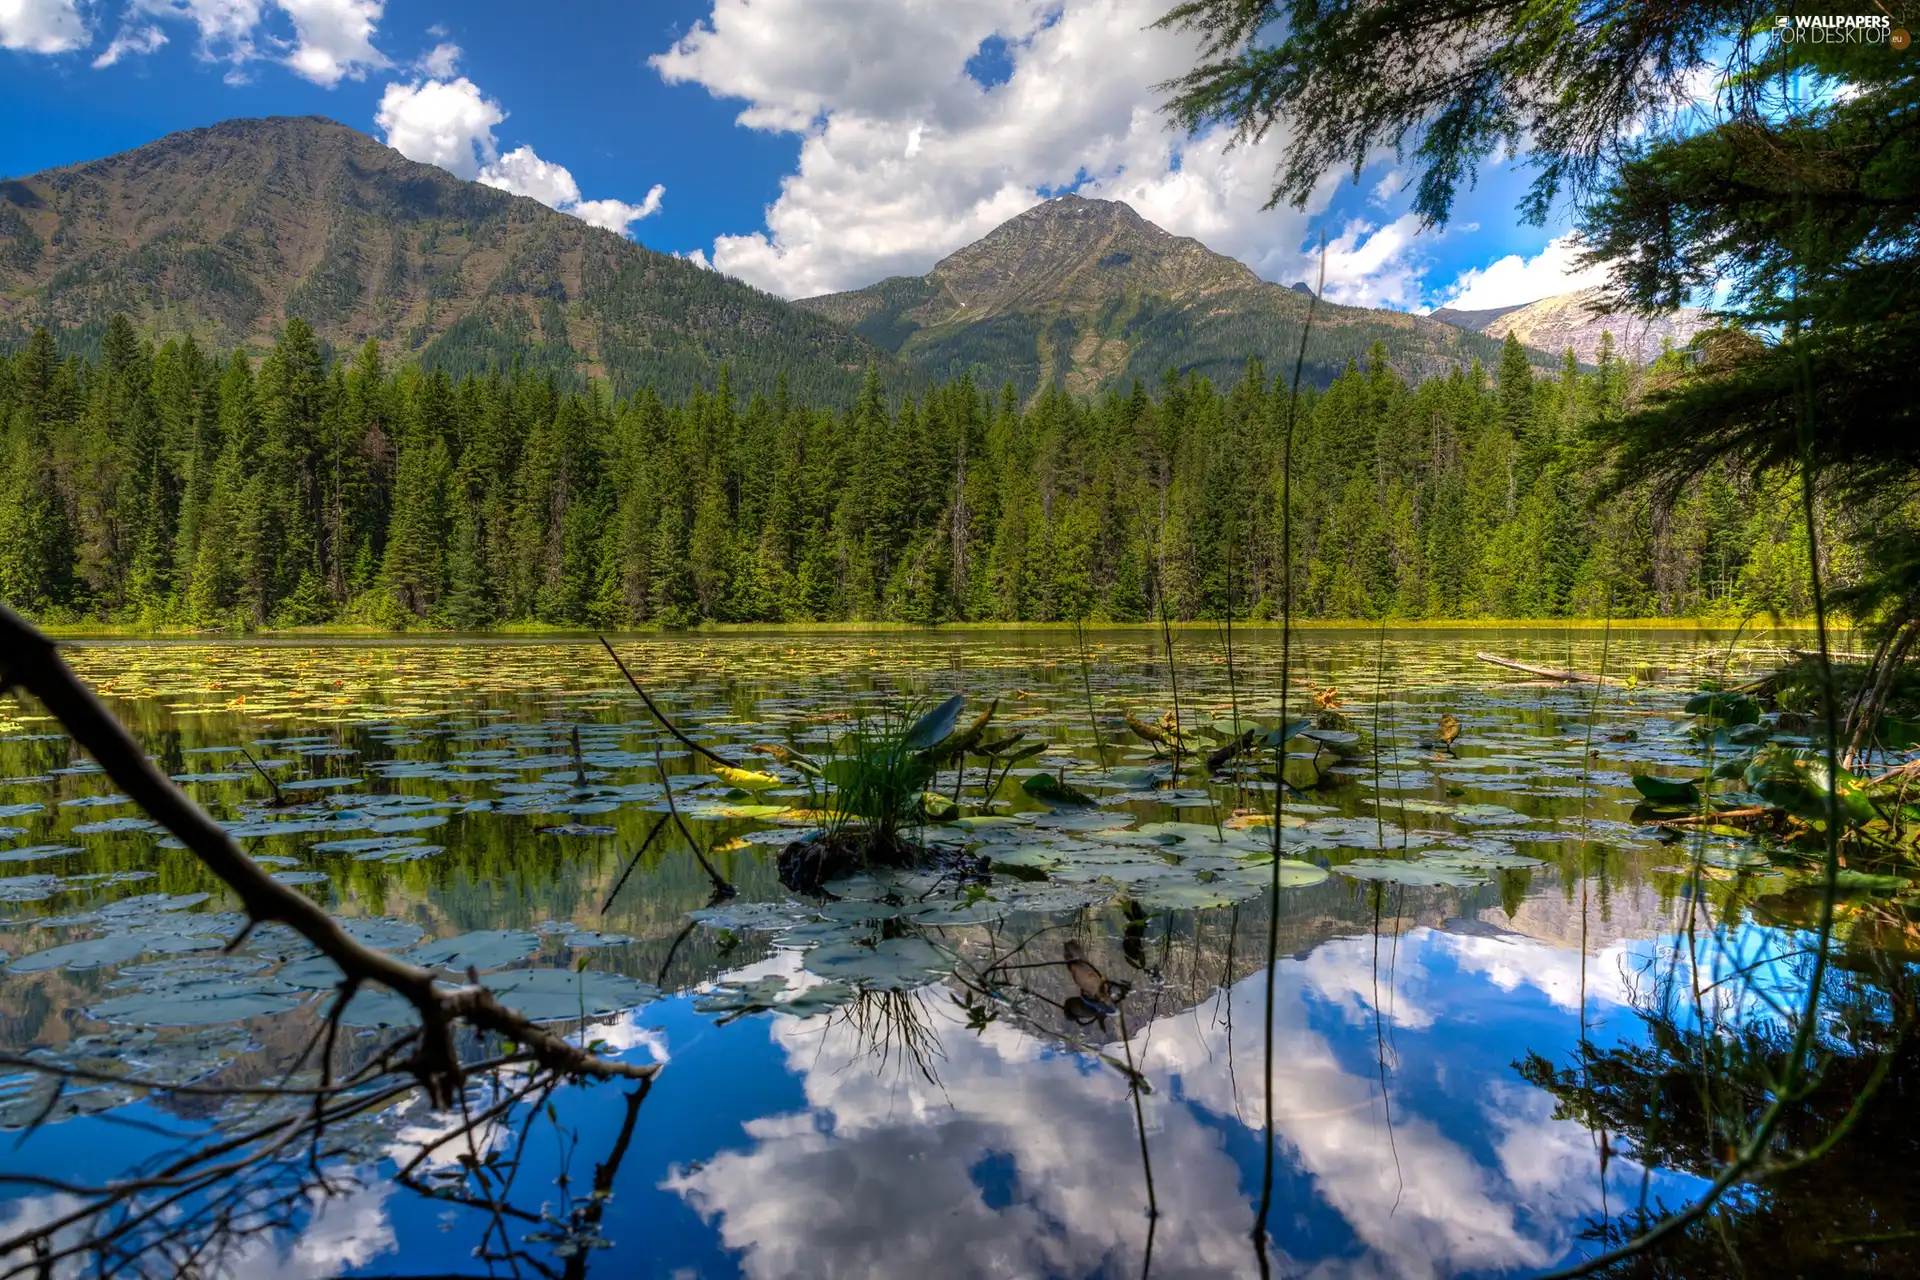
(32, 616), (1829, 641)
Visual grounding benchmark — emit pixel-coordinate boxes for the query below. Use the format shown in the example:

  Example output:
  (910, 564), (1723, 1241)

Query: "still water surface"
(0, 628), (1871, 1277)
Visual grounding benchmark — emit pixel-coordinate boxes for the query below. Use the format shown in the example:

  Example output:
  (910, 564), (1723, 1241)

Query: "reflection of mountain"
(1482, 877), (1683, 951)
(666, 926), (1694, 1279)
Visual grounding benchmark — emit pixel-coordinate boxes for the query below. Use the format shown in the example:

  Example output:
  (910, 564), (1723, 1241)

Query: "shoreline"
(31, 617), (1833, 641)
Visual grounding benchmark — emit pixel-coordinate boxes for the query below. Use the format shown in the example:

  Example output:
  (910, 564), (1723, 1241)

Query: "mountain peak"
(1, 115), (892, 402)
(797, 196), (1525, 398)
(1432, 286), (1709, 364)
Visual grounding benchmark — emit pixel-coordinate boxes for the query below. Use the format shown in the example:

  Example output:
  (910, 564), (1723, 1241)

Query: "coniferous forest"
(0, 313), (1829, 630)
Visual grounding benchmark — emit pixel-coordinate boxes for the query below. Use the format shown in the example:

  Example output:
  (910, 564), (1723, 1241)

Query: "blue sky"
(0, 0), (1602, 310)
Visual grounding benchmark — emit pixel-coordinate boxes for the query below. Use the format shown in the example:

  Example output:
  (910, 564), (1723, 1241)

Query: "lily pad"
(1022, 773), (1095, 805)
(88, 980), (305, 1027)
(695, 977), (856, 1021)
(688, 900), (813, 932)
(0, 845), (82, 863)
(803, 936), (949, 990)
(405, 929), (540, 973)
(563, 931), (635, 948)
(1632, 776), (1702, 806)
(479, 969), (660, 1021)
(1337, 857), (1489, 888)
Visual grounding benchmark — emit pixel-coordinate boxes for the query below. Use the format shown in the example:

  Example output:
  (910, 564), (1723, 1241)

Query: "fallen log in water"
(1474, 652), (1625, 685)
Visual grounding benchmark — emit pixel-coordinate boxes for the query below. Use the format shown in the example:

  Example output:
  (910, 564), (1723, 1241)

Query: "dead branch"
(0, 603), (655, 1107)
(1475, 651), (1625, 685)
(1649, 806), (1775, 828)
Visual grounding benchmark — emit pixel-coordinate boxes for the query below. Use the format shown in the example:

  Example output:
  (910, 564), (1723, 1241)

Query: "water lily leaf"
(9, 923), (229, 973)
(0, 845), (82, 863)
(1685, 691), (1761, 726)
(71, 817), (159, 835)
(563, 931), (635, 948)
(688, 900), (813, 932)
(695, 976), (856, 1021)
(479, 969), (660, 1021)
(1632, 776), (1701, 806)
(1022, 773), (1095, 805)
(9, 933), (153, 973)
(88, 980), (305, 1027)
(1745, 746), (1878, 827)
(329, 986), (435, 1028)
(713, 766), (783, 792)
(0, 875), (60, 903)
(1257, 718), (1314, 749)
(366, 814), (446, 834)
(1419, 848), (1547, 871)
(1338, 857), (1489, 888)
(984, 845), (1068, 871)
(905, 696), (966, 750)
(59, 794), (130, 810)
(276, 955), (349, 989)
(405, 930), (540, 973)
(803, 936), (949, 990)
(338, 916), (424, 953)
(714, 804), (791, 821)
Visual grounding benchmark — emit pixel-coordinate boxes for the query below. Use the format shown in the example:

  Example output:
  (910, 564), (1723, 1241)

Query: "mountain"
(1426, 301), (1526, 332)
(0, 116), (894, 402)
(793, 195), (1539, 397)
(1431, 287), (1711, 365)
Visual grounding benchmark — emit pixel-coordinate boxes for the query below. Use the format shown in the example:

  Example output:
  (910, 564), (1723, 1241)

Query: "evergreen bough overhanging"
(0, 315), (1843, 628)
(1154, 0), (1919, 634)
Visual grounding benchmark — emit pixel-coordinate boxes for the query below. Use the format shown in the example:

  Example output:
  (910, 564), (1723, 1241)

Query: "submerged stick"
(0, 604), (656, 1105)
(600, 636), (736, 769)
(653, 746), (735, 900)
(1475, 652), (1624, 685)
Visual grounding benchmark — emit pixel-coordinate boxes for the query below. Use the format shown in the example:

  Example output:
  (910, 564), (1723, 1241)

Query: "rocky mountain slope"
(795, 195), (1537, 396)
(1432, 287), (1711, 365)
(0, 116), (893, 402)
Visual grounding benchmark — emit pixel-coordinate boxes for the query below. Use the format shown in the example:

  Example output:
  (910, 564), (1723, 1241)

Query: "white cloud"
(414, 37), (457, 77)
(1436, 232), (1610, 311)
(652, 0), (1403, 301)
(1315, 213), (1428, 309)
(279, 0), (386, 85)
(0, 0), (89, 53)
(666, 926), (1672, 1280)
(376, 82), (666, 236)
(125, 0), (383, 83)
(477, 143), (582, 207)
(92, 23), (168, 66)
(374, 75), (504, 179)
(570, 188), (665, 233)
(475, 145), (667, 232)
(135, 0), (265, 64)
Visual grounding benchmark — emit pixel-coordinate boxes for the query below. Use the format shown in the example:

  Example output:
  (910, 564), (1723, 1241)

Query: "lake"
(0, 626), (1907, 1279)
